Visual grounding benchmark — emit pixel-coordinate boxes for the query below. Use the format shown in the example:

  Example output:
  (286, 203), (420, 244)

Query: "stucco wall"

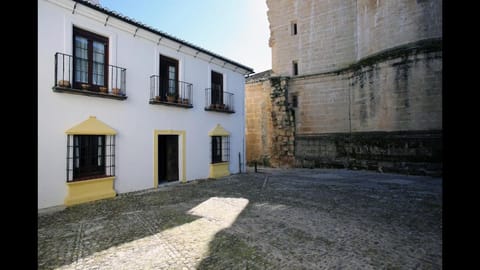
(38, 0), (248, 209)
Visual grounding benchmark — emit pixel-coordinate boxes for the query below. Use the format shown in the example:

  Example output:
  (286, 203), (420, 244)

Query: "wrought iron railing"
(149, 75), (193, 107)
(54, 52), (126, 97)
(205, 88), (235, 113)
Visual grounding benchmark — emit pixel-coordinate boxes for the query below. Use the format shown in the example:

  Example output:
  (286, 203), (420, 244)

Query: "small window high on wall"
(293, 61), (298, 76)
(291, 21), (297, 35)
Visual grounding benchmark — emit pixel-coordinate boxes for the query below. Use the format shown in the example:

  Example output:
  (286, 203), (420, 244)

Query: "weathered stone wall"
(269, 77), (295, 167)
(356, 0), (442, 60)
(292, 41), (442, 135)
(267, 0), (357, 76)
(296, 130), (442, 176)
(246, 0), (443, 174)
(245, 73), (274, 165)
(245, 73), (295, 167)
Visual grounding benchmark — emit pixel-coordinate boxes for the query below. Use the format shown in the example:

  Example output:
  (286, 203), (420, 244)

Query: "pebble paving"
(38, 167), (442, 269)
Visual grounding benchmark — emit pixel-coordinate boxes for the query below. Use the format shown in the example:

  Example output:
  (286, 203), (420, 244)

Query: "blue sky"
(100, 0), (271, 73)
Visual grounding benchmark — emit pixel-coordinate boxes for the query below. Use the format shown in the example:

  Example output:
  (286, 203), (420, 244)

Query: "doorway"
(158, 135), (179, 183)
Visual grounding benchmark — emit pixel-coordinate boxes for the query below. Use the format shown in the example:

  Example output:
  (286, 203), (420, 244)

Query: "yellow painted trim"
(208, 124), (230, 136)
(209, 162), (230, 178)
(66, 116), (117, 135)
(153, 130), (187, 188)
(64, 176), (116, 206)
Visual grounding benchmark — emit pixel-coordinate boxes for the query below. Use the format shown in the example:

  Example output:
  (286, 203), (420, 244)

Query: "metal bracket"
(177, 45), (183, 52)
(157, 37), (163, 45)
(104, 15), (110, 27)
(72, 2), (78, 14)
(209, 57), (214, 64)
(133, 27), (139, 37)
(222, 62), (227, 68)
(194, 51), (200, 58)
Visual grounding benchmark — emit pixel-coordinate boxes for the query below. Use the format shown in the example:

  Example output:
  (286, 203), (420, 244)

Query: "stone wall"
(269, 77), (295, 167)
(267, 0), (357, 76)
(292, 39), (442, 135)
(245, 0), (443, 175)
(356, 0), (442, 60)
(245, 71), (274, 165)
(296, 130), (442, 176)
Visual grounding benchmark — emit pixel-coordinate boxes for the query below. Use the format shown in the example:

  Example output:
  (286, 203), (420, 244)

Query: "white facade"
(38, 0), (253, 209)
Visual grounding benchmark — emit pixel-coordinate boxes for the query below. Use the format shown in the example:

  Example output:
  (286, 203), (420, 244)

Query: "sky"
(100, 0), (271, 73)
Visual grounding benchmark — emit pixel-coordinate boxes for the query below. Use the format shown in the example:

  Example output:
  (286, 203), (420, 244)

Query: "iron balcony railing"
(149, 75), (193, 108)
(205, 88), (235, 113)
(54, 52), (127, 98)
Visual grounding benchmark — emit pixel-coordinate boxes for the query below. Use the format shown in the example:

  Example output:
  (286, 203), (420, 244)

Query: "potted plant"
(81, 83), (90, 90)
(166, 92), (176, 102)
(58, 80), (71, 88)
(112, 87), (121, 95)
(99, 86), (108, 93)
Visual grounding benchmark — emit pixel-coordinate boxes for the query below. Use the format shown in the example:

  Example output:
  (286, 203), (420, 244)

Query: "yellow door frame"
(154, 130), (186, 188)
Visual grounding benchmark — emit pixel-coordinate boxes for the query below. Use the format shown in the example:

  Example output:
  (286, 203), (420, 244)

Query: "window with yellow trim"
(67, 134), (116, 181)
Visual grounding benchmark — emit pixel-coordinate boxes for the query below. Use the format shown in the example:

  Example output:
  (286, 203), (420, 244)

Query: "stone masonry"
(245, 0), (442, 175)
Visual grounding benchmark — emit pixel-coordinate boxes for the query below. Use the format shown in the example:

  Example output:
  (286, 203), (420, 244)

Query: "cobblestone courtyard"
(38, 168), (442, 269)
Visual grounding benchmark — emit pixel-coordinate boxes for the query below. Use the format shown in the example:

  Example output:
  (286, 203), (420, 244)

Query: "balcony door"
(73, 27), (108, 92)
(211, 71), (223, 105)
(160, 55), (178, 100)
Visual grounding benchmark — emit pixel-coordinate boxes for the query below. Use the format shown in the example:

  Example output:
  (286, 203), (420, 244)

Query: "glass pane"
(168, 66), (176, 93)
(93, 41), (105, 86)
(75, 36), (89, 83)
(74, 136), (80, 169)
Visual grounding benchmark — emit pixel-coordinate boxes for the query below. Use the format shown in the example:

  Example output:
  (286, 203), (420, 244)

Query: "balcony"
(149, 76), (193, 108)
(53, 53), (127, 100)
(204, 88), (235, 113)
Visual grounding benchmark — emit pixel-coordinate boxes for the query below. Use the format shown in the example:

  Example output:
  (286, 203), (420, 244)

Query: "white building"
(38, 0), (254, 209)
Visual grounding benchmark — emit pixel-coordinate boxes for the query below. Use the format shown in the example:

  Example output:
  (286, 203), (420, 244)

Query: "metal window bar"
(204, 88), (235, 112)
(54, 52), (126, 96)
(149, 75), (193, 106)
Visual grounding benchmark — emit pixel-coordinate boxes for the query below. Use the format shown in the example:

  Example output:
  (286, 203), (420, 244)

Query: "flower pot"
(99, 86), (108, 93)
(58, 80), (71, 88)
(155, 96), (161, 102)
(167, 95), (176, 102)
(81, 84), (90, 90)
(112, 88), (120, 95)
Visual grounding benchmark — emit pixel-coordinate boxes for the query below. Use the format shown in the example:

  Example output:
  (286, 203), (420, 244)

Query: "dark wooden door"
(158, 135), (179, 183)
(160, 55), (178, 100)
(211, 71), (223, 105)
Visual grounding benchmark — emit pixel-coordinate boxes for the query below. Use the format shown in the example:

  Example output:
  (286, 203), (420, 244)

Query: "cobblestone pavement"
(38, 168), (442, 269)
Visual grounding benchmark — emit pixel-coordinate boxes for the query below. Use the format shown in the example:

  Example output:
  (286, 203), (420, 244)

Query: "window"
(73, 27), (109, 91)
(292, 95), (298, 108)
(293, 61), (298, 76)
(67, 134), (116, 181)
(291, 21), (297, 35)
(211, 135), (230, 164)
